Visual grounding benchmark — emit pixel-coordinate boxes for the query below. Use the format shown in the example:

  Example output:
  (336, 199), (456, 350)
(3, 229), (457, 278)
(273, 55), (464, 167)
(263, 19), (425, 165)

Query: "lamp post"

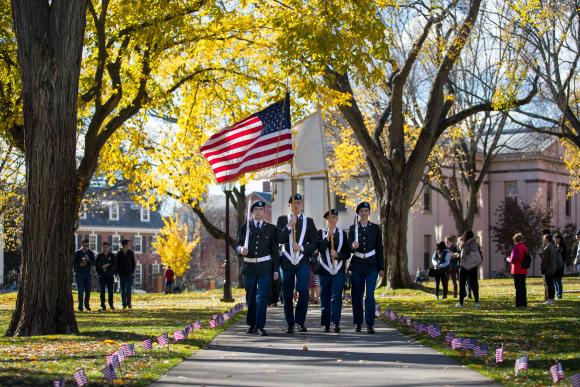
(221, 183), (235, 303)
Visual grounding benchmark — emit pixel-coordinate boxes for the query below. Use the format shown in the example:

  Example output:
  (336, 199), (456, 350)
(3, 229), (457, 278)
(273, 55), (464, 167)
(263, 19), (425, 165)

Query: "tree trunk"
(379, 184), (413, 288)
(7, 0), (87, 336)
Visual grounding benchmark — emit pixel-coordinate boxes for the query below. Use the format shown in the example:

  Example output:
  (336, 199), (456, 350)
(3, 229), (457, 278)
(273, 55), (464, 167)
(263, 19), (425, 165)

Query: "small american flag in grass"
(445, 332), (455, 344)
(473, 344), (488, 357)
(53, 378), (64, 387)
(428, 325), (441, 338)
(451, 338), (463, 350)
(102, 363), (117, 381)
(142, 338), (153, 351)
(106, 353), (120, 369)
(193, 320), (202, 330)
(73, 368), (88, 387)
(209, 319), (217, 328)
(550, 362), (565, 383)
(570, 373), (580, 387)
(495, 345), (504, 363)
(463, 338), (477, 350)
(184, 323), (193, 335)
(223, 312), (230, 321)
(121, 343), (136, 357)
(514, 355), (528, 375)
(115, 349), (125, 362)
(375, 304), (381, 317)
(385, 308), (390, 319)
(174, 329), (185, 342)
(390, 311), (397, 321)
(156, 333), (169, 347)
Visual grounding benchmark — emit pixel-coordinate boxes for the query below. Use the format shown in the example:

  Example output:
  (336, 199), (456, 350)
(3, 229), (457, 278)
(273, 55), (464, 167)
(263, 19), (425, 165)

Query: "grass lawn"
(376, 276), (580, 387)
(0, 289), (245, 386)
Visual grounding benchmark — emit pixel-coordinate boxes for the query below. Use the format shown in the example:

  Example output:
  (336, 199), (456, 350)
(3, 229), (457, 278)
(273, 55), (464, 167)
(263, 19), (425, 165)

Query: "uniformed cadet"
(317, 209), (350, 333)
(235, 200), (280, 336)
(348, 202), (384, 334)
(276, 193), (318, 333)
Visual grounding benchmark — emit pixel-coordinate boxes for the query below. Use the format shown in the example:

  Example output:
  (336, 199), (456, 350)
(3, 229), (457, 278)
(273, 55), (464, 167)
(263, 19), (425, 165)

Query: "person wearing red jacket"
(506, 233), (528, 307)
(164, 266), (175, 294)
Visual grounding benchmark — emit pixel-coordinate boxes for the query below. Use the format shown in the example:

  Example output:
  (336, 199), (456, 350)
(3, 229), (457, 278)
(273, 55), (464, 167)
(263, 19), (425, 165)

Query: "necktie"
(257, 222), (261, 230)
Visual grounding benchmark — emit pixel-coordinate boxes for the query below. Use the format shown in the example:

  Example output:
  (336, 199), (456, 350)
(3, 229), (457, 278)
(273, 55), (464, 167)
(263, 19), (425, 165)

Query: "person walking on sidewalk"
(74, 238), (95, 312)
(540, 233), (558, 305)
(96, 241), (117, 310)
(506, 233), (528, 307)
(236, 200), (280, 336)
(349, 202), (384, 334)
(116, 239), (136, 309)
(431, 241), (451, 300)
(317, 209), (350, 333)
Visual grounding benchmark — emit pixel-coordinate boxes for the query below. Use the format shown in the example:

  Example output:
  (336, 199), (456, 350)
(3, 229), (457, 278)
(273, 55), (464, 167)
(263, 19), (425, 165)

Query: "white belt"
(353, 250), (376, 259)
(244, 255), (271, 263)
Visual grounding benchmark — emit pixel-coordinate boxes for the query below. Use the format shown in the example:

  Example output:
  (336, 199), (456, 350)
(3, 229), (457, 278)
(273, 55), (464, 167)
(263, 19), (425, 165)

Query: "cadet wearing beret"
(235, 200), (280, 336)
(276, 193), (318, 334)
(348, 202), (384, 334)
(317, 209), (350, 333)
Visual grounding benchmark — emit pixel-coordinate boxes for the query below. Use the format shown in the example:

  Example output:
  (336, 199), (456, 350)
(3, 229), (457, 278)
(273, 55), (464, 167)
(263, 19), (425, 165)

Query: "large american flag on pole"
(200, 94), (293, 183)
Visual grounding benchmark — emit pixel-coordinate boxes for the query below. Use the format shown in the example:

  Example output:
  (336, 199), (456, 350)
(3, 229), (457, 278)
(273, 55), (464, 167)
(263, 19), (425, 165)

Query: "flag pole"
(291, 161), (296, 262)
(324, 169), (335, 269)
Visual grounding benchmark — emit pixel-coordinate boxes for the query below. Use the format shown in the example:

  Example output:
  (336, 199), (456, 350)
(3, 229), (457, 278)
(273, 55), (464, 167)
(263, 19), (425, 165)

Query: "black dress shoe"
(247, 326), (256, 334)
(323, 325), (330, 333)
(78, 306), (83, 312)
(286, 326), (295, 334)
(367, 326), (375, 334)
(298, 324), (308, 332)
(354, 324), (362, 332)
(109, 305), (115, 310)
(100, 305), (106, 311)
(333, 324), (341, 333)
(85, 305), (91, 311)
(258, 329), (268, 336)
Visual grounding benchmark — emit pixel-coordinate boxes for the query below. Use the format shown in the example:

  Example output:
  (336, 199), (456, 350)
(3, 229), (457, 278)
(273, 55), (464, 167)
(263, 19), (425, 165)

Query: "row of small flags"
(382, 306), (579, 386)
(54, 302), (246, 386)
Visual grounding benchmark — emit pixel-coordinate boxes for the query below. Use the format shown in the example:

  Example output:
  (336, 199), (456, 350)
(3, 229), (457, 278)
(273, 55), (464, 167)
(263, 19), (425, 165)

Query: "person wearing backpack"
(553, 233), (566, 299)
(506, 233), (528, 307)
(540, 233), (558, 305)
(431, 241), (451, 300)
(456, 230), (482, 308)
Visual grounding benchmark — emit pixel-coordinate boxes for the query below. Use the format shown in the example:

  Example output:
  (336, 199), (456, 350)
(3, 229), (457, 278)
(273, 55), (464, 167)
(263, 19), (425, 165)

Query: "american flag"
(451, 338), (463, 350)
(121, 343), (136, 357)
(428, 325), (441, 338)
(223, 312), (230, 321)
(473, 344), (488, 357)
(445, 332), (455, 344)
(102, 363), (117, 382)
(385, 308), (390, 319)
(390, 311), (397, 321)
(184, 323), (193, 335)
(156, 333), (169, 347)
(514, 355), (528, 375)
(571, 373), (580, 387)
(200, 95), (293, 183)
(142, 338), (153, 351)
(106, 353), (120, 369)
(115, 349), (125, 362)
(495, 346), (504, 363)
(73, 368), (88, 387)
(209, 319), (217, 328)
(464, 338), (478, 350)
(193, 320), (202, 330)
(550, 362), (565, 383)
(174, 329), (185, 342)
(53, 378), (64, 387)
(375, 304), (381, 317)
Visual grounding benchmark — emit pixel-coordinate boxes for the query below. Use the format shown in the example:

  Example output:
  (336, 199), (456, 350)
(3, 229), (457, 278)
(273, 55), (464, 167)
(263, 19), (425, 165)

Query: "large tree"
(258, 0), (543, 287)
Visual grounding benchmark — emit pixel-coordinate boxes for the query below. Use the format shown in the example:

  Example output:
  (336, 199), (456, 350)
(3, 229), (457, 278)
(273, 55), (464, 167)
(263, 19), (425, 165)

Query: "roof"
(250, 191), (272, 204)
(490, 129), (557, 155)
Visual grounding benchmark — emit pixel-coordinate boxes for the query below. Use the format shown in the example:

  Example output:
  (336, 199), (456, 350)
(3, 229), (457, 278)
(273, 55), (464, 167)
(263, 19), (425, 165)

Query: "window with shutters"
(423, 234), (432, 269)
(109, 202), (119, 221)
(152, 262), (161, 275)
(89, 234), (98, 252)
(112, 235), (121, 252)
(140, 207), (150, 222)
(134, 235), (142, 253)
(135, 263), (143, 287)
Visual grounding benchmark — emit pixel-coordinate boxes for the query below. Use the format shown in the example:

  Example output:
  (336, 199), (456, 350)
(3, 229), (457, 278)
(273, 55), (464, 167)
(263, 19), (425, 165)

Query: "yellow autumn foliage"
(152, 215), (198, 278)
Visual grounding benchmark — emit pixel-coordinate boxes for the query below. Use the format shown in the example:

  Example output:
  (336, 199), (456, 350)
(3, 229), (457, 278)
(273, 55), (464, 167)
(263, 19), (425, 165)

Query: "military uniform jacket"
(317, 228), (351, 276)
(235, 221), (280, 277)
(276, 214), (318, 270)
(348, 222), (384, 274)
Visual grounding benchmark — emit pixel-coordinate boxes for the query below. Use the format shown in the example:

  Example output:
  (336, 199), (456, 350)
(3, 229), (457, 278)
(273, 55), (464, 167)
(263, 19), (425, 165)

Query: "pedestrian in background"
(164, 266), (175, 294)
(445, 236), (460, 298)
(553, 233), (566, 299)
(506, 233), (528, 307)
(540, 233), (558, 305)
(74, 238), (95, 312)
(96, 241), (116, 311)
(431, 241), (450, 300)
(456, 231), (481, 308)
(116, 239), (136, 309)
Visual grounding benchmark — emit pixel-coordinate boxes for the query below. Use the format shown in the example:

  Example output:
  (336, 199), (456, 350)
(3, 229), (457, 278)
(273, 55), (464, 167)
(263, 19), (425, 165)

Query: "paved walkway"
(152, 305), (499, 387)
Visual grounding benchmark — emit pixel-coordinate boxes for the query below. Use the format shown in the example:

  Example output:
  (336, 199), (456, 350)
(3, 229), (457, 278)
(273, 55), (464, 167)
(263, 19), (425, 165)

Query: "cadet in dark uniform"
(317, 209), (350, 333)
(348, 202), (384, 334)
(236, 201), (280, 336)
(277, 193), (318, 333)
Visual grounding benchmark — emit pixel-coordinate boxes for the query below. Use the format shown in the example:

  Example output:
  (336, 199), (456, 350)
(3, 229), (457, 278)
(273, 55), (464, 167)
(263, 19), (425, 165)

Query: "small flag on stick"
(102, 364), (117, 381)
(156, 333), (170, 347)
(106, 353), (120, 369)
(514, 355), (528, 375)
(495, 344), (504, 363)
(375, 304), (381, 317)
(142, 338), (153, 351)
(73, 368), (88, 387)
(570, 373), (580, 387)
(174, 329), (185, 342)
(474, 344), (488, 357)
(53, 378), (65, 387)
(550, 362), (565, 383)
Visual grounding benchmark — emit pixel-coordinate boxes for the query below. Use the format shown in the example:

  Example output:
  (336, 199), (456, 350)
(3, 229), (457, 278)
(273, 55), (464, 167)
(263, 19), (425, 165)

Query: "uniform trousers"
(319, 272), (346, 327)
(350, 270), (378, 327)
(282, 264), (310, 326)
(244, 273), (272, 329)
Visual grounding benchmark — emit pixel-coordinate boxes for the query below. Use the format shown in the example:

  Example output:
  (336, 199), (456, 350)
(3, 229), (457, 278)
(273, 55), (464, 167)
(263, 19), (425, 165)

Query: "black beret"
(356, 201), (371, 213)
(323, 209), (339, 219)
(250, 201), (266, 211)
(288, 193), (303, 203)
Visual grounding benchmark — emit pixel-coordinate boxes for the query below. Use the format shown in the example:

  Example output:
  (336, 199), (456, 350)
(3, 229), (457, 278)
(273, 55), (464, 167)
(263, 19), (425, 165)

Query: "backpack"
(462, 248), (482, 271)
(521, 253), (532, 269)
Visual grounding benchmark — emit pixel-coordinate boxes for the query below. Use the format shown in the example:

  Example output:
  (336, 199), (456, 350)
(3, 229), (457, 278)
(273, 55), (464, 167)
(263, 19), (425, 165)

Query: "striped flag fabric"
(385, 308), (390, 319)
(495, 346), (504, 363)
(390, 311), (397, 321)
(156, 333), (169, 347)
(445, 332), (455, 344)
(193, 320), (202, 330)
(209, 319), (217, 328)
(174, 329), (185, 342)
(550, 362), (565, 383)
(451, 338), (463, 350)
(102, 363), (117, 381)
(142, 338), (153, 351)
(571, 373), (580, 387)
(53, 378), (64, 387)
(464, 338), (478, 350)
(223, 312), (230, 321)
(73, 368), (88, 387)
(105, 353), (120, 369)
(200, 95), (293, 184)
(375, 304), (381, 317)
(184, 323), (193, 335)
(115, 349), (125, 362)
(474, 344), (488, 357)
(428, 325), (441, 338)
(121, 343), (136, 357)
(514, 355), (528, 375)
